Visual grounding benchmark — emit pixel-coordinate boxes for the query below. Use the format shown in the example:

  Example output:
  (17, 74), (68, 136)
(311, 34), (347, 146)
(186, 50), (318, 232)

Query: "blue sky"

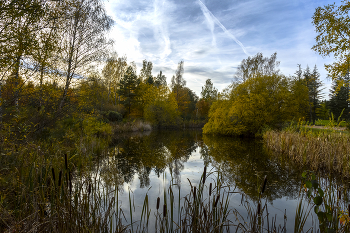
(104, 0), (340, 98)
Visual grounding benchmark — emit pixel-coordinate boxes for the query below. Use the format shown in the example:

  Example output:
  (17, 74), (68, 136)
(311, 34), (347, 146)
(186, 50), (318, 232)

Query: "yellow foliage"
(144, 91), (179, 127)
(203, 74), (301, 136)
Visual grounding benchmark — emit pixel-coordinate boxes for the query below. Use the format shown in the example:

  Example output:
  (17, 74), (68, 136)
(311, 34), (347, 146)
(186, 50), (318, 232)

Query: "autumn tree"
(203, 74), (295, 136)
(1, 0), (46, 112)
(312, 1), (350, 81)
(289, 64), (309, 120)
(102, 54), (128, 105)
(58, 0), (113, 110)
(204, 53), (302, 136)
(201, 79), (218, 101)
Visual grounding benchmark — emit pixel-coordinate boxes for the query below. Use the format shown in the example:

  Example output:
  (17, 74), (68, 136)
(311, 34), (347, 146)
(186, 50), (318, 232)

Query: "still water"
(91, 129), (349, 232)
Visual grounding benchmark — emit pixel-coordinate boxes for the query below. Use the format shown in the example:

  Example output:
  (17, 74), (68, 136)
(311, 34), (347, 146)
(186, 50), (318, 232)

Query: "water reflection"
(99, 130), (307, 202)
(202, 134), (303, 203)
(92, 129), (350, 231)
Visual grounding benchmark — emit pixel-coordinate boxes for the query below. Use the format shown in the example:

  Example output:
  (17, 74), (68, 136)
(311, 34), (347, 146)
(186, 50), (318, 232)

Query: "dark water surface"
(91, 130), (349, 232)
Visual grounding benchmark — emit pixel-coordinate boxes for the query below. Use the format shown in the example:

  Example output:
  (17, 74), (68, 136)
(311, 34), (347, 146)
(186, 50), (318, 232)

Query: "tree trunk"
(14, 54), (21, 113)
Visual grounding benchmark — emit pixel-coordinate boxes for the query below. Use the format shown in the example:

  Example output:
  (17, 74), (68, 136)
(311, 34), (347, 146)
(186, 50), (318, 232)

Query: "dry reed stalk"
(264, 130), (350, 177)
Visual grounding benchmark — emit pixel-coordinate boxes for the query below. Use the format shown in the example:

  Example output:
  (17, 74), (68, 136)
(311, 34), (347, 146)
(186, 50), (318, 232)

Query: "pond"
(89, 129), (350, 232)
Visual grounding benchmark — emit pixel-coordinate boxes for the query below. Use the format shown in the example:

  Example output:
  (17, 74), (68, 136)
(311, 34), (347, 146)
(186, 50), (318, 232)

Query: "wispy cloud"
(104, 0), (337, 97)
(152, 0), (172, 60)
(197, 0), (250, 56)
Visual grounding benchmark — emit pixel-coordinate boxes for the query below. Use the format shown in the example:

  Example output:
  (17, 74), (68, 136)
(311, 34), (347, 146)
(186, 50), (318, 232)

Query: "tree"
(204, 53), (303, 136)
(117, 66), (139, 115)
(171, 60), (186, 88)
(234, 52), (280, 82)
(316, 100), (330, 120)
(154, 70), (167, 87)
(312, 1), (350, 80)
(1, 0), (46, 112)
(289, 64), (309, 120)
(201, 79), (218, 101)
(304, 65), (324, 124)
(58, 0), (113, 110)
(329, 79), (350, 120)
(203, 74), (295, 136)
(196, 79), (218, 119)
(171, 60), (189, 117)
(102, 54), (128, 105)
(139, 59), (153, 82)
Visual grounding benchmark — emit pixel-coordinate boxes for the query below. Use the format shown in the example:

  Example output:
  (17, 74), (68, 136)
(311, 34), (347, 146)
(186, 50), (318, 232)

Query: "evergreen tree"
(117, 66), (139, 115)
(304, 65), (323, 124)
(201, 79), (218, 101)
(329, 79), (350, 120)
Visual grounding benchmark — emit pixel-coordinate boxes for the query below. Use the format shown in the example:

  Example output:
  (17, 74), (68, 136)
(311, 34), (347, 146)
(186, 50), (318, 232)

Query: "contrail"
(197, 0), (250, 56)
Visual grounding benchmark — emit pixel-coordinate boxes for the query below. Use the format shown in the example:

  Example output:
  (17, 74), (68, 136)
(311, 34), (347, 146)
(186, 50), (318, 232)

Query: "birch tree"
(58, 0), (113, 110)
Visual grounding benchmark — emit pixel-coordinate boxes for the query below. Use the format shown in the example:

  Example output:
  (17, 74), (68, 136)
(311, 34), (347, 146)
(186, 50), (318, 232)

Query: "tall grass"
(264, 128), (350, 177)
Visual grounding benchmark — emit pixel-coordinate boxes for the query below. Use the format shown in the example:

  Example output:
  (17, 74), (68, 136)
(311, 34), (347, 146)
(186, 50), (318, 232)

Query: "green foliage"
(316, 101), (330, 120)
(302, 171), (350, 232)
(329, 79), (350, 120)
(106, 111), (122, 122)
(117, 66), (139, 115)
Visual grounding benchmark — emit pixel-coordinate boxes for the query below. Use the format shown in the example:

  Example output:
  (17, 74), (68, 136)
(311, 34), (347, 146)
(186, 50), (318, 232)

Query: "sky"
(104, 0), (341, 99)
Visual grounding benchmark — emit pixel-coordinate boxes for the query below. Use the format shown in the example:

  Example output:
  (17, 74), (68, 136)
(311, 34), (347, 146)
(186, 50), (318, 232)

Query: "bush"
(106, 111), (122, 122)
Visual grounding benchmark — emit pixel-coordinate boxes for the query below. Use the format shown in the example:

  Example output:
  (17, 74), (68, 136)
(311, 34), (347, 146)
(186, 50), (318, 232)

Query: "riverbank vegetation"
(264, 124), (350, 178)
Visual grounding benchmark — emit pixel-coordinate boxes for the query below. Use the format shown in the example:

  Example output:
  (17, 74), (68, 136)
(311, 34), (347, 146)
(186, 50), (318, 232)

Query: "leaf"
(302, 171), (307, 178)
(311, 180), (319, 189)
(314, 205), (319, 213)
(314, 196), (323, 205)
(317, 188), (324, 197)
(306, 181), (312, 189)
(317, 211), (325, 220)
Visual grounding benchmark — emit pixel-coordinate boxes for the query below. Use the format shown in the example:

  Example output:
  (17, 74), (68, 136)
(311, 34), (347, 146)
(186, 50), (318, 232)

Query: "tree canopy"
(312, 0), (350, 80)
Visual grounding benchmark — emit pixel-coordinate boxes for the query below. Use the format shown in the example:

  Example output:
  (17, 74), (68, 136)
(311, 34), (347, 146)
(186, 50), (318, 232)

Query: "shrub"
(106, 111), (122, 122)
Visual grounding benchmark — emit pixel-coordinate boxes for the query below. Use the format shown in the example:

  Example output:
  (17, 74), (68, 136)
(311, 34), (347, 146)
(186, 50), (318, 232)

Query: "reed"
(263, 129), (350, 177)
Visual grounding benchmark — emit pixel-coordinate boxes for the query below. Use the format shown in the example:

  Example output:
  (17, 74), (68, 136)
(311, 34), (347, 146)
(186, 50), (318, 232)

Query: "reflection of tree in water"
(139, 166), (151, 188)
(202, 135), (303, 203)
(108, 130), (201, 188)
(165, 130), (199, 185)
(198, 141), (211, 167)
